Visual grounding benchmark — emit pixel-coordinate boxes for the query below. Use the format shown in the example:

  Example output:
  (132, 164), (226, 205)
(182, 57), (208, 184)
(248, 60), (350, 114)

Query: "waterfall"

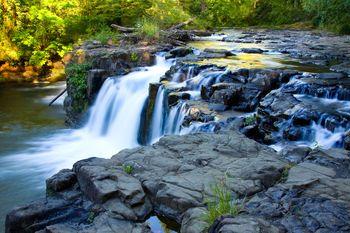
(150, 86), (165, 143)
(164, 102), (188, 135)
(84, 55), (172, 149)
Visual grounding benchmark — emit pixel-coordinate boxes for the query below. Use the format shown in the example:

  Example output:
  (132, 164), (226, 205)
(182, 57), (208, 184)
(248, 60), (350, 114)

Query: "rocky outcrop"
(64, 44), (158, 127)
(6, 131), (350, 233)
(6, 130), (289, 233)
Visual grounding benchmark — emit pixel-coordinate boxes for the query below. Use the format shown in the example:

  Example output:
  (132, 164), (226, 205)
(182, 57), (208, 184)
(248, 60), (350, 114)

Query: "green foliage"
(145, 0), (190, 28)
(130, 52), (139, 62)
(66, 62), (91, 112)
(243, 114), (258, 126)
(123, 164), (134, 174)
(1, 0), (349, 70)
(247, 0), (308, 26)
(137, 19), (160, 40)
(202, 179), (242, 227)
(302, 0), (350, 34)
(87, 27), (119, 45)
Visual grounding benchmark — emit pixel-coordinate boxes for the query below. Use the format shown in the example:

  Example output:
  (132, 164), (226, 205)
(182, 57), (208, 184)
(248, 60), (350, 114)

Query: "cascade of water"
(84, 55), (172, 149)
(164, 102), (188, 135)
(150, 86), (165, 143)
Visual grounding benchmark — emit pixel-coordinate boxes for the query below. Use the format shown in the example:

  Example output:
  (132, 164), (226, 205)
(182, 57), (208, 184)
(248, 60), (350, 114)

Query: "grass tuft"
(202, 179), (243, 227)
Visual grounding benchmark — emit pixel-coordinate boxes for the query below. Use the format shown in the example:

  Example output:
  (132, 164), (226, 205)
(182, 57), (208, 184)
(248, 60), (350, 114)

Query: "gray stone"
(46, 169), (77, 192)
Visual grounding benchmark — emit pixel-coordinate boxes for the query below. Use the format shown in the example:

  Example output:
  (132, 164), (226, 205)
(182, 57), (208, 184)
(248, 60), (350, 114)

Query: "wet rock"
(344, 131), (350, 150)
(198, 52), (228, 59)
(242, 48), (265, 54)
(181, 208), (207, 233)
(168, 92), (191, 106)
(46, 169), (77, 192)
(209, 215), (281, 233)
(279, 146), (312, 163)
(87, 69), (109, 103)
(182, 107), (215, 126)
(331, 61), (350, 76)
(233, 85), (262, 112)
(6, 197), (88, 233)
(44, 213), (152, 233)
(168, 47), (193, 58)
(203, 48), (234, 56)
(210, 86), (241, 106)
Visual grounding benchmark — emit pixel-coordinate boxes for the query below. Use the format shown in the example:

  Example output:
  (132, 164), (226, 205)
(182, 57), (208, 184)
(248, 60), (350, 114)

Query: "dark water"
(0, 82), (67, 231)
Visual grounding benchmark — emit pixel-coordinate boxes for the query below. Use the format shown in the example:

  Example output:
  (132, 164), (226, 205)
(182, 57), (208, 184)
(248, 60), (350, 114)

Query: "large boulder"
(73, 158), (152, 221)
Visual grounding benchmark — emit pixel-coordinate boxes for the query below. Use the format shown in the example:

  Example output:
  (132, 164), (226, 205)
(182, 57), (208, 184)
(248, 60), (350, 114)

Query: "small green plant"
(87, 211), (96, 224)
(202, 179), (242, 227)
(123, 164), (134, 174)
(280, 163), (294, 183)
(137, 19), (160, 40)
(243, 114), (258, 126)
(130, 52), (139, 62)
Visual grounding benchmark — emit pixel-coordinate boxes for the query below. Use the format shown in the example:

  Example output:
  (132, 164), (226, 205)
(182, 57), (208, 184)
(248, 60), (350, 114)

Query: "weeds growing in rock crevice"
(243, 114), (259, 126)
(123, 164), (134, 174)
(202, 179), (243, 227)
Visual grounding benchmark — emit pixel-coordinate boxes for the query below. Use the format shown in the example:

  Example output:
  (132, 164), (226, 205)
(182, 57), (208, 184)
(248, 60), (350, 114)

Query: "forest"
(1, 0), (350, 74)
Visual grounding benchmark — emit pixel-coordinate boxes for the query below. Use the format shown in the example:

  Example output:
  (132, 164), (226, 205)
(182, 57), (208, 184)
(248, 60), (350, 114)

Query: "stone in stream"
(241, 48), (265, 54)
(166, 47), (193, 58)
(46, 169), (77, 192)
(168, 91), (191, 106)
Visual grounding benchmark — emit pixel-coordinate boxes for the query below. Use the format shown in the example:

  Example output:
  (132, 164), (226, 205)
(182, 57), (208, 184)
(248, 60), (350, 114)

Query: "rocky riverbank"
(6, 29), (350, 233)
(6, 131), (350, 232)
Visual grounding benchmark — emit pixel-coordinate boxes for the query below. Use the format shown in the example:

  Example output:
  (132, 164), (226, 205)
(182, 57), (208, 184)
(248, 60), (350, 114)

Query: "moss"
(66, 61), (92, 113)
(280, 163), (295, 183)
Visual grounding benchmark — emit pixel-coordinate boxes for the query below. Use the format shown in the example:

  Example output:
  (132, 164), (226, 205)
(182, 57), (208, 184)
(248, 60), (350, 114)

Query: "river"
(0, 82), (67, 230)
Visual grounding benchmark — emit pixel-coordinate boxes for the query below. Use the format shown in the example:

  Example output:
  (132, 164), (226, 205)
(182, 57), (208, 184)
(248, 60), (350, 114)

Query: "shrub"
(145, 0), (190, 28)
(202, 179), (242, 227)
(65, 62), (91, 112)
(87, 27), (119, 45)
(302, 0), (350, 34)
(137, 19), (160, 40)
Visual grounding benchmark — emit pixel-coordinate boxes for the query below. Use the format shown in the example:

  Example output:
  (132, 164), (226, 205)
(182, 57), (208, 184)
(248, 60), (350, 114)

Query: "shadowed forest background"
(1, 0), (350, 81)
